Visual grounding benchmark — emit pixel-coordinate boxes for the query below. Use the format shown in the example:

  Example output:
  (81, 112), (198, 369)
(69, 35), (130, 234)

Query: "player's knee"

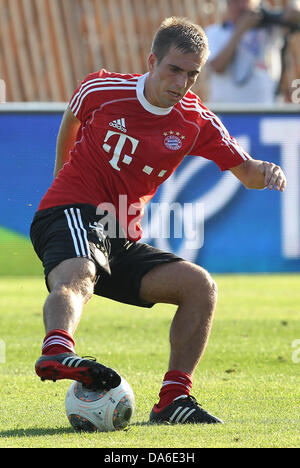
(74, 276), (95, 303)
(183, 264), (218, 310)
(198, 270), (217, 311)
(70, 263), (95, 302)
(52, 278), (94, 304)
(206, 273), (218, 305)
(49, 259), (96, 303)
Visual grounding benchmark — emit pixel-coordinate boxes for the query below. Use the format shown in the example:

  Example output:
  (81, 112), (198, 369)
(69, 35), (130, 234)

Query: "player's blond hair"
(151, 17), (209, 66)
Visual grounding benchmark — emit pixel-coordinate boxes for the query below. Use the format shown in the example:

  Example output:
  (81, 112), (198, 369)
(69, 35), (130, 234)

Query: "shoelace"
(188, 396), (212, 416)
(186, 395), (198, 405)
(175, 395), (210, 414)
(81, 356), (97, 361)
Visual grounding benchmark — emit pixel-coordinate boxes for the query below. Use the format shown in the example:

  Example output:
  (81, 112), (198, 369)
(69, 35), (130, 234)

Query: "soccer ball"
(65, 377), (135, 432)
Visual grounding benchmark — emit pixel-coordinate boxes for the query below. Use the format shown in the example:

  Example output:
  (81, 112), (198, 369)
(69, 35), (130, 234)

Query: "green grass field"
(0, 273), (299, 448)
(0, 227), (41, 276)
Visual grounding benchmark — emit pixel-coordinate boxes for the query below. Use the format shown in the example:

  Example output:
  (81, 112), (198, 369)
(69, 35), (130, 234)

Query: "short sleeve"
(69, 70), (107, 122)
(191, 104), (251, 171)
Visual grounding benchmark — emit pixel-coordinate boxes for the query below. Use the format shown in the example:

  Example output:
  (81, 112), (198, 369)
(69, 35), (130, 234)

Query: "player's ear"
(148, 52), (158, 73)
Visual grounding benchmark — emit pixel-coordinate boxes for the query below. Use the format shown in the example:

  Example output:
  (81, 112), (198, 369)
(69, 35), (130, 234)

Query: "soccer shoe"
(35, 352), (121, 391)
(149, 395), (223, 425)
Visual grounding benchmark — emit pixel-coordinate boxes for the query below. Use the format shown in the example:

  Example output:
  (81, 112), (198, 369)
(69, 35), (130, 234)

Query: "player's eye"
(170, 66), (181, 73)
(188, 71), (199, 79)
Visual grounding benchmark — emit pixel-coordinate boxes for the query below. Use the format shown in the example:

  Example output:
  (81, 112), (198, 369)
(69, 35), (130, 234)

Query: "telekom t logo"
(102, 130), (139, 171)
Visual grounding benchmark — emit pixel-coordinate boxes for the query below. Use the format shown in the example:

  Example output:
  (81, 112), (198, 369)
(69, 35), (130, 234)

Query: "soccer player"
(30, 17), (286, 425)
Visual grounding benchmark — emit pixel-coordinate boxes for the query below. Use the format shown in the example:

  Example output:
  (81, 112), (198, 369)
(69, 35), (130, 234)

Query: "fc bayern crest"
(163, 131), (185, 151)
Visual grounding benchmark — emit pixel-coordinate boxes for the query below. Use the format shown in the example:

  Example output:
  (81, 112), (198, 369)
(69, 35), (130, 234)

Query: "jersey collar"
(136, 73), (173, 116)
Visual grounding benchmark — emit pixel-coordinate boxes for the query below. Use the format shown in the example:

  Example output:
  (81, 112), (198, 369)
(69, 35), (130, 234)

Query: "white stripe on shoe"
(62, 356), (83, 367)
(173, 407), (190, 423)
(169, 406), (183, 422)
(180, 408), (196, 423)
(169, 406), (196, 423)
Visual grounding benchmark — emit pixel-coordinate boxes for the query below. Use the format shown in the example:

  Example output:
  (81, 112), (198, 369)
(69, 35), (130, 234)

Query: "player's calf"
(44, 258), (96, 334)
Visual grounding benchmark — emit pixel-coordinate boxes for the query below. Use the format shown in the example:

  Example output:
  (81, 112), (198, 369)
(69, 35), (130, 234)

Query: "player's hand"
(235, 10), (263, 35)
(258, 161), (287, 192)
(282, 7), (300, 25)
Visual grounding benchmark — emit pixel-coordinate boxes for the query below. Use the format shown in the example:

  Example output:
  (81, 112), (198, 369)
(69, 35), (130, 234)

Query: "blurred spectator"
(278, 13), (300, 102)
(204, 0), (300, 104)
(287, 31), (300, 101)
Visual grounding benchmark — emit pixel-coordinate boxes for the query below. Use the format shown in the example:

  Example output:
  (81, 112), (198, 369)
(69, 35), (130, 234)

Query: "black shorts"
(30, 204), (183, 308)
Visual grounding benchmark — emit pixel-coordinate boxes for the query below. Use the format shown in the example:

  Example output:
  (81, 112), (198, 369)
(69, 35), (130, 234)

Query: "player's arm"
(230, 159), (287, 191)
(54, 106), (81, 178)
(209, 11), (262, 74)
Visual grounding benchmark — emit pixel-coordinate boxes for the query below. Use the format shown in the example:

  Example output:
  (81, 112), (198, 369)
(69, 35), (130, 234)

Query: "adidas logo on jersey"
(109, 118), (127, 133)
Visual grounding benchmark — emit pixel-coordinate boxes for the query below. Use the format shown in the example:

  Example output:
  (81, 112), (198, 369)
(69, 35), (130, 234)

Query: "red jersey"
(38, 69), (250, 241)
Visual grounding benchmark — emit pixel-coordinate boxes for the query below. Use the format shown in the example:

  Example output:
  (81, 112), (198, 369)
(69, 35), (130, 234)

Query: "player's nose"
(175, 74), (187, 91)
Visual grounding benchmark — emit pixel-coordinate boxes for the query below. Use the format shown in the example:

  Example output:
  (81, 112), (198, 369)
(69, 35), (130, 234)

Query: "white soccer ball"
(65, 377), (135, 432)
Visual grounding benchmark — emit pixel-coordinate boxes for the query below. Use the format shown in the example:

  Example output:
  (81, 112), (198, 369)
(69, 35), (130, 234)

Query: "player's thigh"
(31, 204), (111, 297)
(47, 257), (96, 297)
(139, 260), (217, 305)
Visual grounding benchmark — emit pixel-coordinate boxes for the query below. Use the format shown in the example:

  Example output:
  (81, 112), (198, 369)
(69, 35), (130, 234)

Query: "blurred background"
(0, 0), (299, 275)
(0, 0), (299, 102)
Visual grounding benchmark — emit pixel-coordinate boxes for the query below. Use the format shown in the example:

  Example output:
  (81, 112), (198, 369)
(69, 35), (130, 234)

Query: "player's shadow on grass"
(0, 421), (153, 438)
(0, 423), (150, 438)
(0, 426), (75, 438)
(131, 421), (155, 427)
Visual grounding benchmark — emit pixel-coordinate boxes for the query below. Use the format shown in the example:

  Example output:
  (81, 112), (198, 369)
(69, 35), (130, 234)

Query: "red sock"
(42, 329), (75, 356)
(154, 370), (192, 412)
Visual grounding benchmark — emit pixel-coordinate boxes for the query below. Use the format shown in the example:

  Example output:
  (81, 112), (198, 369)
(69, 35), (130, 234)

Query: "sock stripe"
(42, 340), (74, 353)
(155, 370), (193, 411)
(162, 380), (192, 390)
(43, 335), (73, 347)
(42, 331), (75, 354)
